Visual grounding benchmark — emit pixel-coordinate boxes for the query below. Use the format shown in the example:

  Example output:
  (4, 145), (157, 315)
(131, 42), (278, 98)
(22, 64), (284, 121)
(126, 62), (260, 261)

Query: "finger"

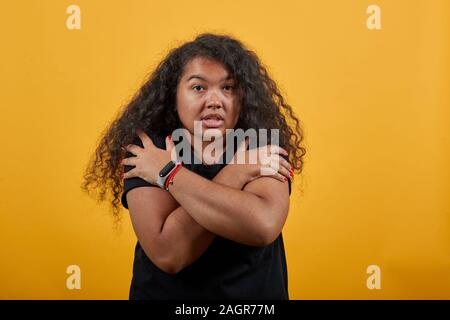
(259, 165), (277, 177)
(165, 135), (175, 151)
(268, 157), (292, 181)
(120, 156), (137, 167)
(278, 156), (292, 172)
(273, 172), (288, 183)
(268, 145), (288, 156)
(122, 144), (141, 156)
(166, 135), (179, 162)
(258, 166), (288, 183)
(261, 166), (286, 183)
(277, 165), (292, 181)
(136, 128), (155, 149)
(123, 167), (138, 179)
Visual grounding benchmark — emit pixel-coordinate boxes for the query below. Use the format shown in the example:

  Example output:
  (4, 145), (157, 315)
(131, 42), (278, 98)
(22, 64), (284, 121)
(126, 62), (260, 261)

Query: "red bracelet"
(164, 162), (183, 190)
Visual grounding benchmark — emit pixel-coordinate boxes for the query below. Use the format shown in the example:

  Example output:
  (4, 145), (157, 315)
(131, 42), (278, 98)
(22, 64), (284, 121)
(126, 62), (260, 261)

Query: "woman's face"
(176, 56), (241, 141)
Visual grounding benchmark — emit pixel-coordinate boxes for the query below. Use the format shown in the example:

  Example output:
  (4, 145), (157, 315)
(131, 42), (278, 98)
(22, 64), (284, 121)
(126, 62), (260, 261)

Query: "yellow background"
(0, 0), (449, 299)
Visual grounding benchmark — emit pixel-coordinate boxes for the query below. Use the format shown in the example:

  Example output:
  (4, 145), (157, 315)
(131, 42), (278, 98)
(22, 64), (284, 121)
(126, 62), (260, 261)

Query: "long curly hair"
(81, 32), (306, 221)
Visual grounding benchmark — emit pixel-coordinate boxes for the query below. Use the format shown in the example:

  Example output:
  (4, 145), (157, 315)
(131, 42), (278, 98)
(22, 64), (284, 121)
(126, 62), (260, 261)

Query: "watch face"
(159, 161), (176, 177)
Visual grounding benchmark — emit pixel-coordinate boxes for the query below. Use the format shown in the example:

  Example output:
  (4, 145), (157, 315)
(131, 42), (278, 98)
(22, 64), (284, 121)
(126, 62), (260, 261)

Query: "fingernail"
(119, 159), (122, 165)
(168, 135), (172, 141)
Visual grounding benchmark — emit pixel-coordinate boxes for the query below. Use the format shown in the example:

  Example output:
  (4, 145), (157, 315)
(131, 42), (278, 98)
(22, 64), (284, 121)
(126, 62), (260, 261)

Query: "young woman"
(82, 33), (305, 300)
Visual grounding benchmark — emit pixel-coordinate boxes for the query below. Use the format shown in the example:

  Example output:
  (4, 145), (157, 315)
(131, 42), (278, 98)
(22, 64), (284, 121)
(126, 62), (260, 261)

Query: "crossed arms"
(126, 164), (290, 274)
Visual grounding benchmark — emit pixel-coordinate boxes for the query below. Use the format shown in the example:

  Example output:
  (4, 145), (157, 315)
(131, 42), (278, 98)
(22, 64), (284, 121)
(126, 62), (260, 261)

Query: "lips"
(201, 114), (224, 128)
(202, 118), (224, 128)
(201, 113), (223, 120)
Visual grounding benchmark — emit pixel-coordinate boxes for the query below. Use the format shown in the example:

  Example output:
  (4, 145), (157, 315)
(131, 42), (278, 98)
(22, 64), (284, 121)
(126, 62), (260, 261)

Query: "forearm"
(167, 166), (271, 246)
(159, 165), (247, 272)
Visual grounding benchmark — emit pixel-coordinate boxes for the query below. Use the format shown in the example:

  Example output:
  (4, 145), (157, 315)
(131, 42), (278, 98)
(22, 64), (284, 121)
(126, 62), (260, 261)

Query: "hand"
(229, 137), (293, 184)
(121, 129), (177, 185)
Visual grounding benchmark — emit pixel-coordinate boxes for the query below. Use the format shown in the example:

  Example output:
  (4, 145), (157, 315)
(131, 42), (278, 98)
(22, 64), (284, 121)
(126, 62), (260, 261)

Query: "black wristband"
(159, 161), (177, 177)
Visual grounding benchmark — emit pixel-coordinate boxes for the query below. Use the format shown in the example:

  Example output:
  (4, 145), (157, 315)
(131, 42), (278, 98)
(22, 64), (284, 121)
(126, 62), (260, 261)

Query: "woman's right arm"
(126, 163), (250, 274)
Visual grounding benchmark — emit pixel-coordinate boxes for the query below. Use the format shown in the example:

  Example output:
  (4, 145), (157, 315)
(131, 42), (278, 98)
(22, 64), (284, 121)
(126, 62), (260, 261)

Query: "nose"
(205, 91), (223, 109)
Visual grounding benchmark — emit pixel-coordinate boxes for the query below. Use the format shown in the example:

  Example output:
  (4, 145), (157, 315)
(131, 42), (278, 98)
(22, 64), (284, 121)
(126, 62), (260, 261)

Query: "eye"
(192, 85), (205, 92)
(223, 85), (234, 92)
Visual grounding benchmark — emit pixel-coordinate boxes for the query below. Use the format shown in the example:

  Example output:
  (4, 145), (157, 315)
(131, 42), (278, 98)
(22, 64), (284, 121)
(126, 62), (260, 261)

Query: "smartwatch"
(156, 160), (182, 189)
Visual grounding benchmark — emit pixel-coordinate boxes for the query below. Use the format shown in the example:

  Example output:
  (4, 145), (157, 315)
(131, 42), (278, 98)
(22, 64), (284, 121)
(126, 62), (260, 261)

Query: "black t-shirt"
(121, 129), (291, 300)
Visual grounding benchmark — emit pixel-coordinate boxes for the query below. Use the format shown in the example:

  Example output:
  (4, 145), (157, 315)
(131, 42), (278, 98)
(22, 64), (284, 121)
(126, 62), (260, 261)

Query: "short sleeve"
(121, 130), (165, 209)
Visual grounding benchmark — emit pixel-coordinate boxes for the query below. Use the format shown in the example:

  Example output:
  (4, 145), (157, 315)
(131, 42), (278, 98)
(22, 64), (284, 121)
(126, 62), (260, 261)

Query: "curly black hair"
(81, 32), (306, 221)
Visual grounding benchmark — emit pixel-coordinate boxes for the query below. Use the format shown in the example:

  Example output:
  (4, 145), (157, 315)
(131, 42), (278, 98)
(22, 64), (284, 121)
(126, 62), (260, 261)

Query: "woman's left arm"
(167, 166), (290, 247)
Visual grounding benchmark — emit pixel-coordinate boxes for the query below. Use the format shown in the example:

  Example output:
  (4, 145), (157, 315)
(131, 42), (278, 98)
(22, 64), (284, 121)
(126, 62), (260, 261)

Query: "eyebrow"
(186, 74), (233, 82)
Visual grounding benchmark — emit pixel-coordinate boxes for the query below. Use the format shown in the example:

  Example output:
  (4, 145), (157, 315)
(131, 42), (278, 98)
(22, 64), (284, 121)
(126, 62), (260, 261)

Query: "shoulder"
(121, 128), (167, 209)
(129, 128), (166, 151)
(243, 173), (290, 201)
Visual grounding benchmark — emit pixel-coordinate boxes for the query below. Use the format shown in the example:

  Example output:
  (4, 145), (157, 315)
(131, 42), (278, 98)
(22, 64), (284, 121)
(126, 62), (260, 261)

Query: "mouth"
(201, 114), (224, 128)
